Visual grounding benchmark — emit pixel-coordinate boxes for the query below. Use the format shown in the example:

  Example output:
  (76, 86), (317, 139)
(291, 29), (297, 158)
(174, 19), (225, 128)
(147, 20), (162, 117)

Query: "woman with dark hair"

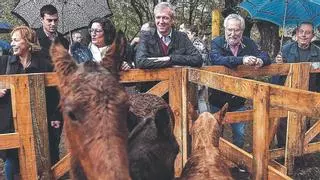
(88, 17), (116, 62)
(71, 17), (132, 70)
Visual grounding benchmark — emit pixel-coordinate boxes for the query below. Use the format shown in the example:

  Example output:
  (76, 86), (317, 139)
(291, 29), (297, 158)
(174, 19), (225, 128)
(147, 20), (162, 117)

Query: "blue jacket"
(271, 41), (320, 92)
(209, 36), (271, 110)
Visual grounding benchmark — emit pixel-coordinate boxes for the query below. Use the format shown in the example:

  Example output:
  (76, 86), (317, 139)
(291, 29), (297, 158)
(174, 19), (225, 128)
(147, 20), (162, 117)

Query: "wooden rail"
(0, 63), (319, 179)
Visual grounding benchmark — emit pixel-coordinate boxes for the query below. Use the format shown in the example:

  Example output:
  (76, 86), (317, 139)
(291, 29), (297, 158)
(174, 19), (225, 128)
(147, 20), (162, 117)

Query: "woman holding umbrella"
(0, 26), (52, 179)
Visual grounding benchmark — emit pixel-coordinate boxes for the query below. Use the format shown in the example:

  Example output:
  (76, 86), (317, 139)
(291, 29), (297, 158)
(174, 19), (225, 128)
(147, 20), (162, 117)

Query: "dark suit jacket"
(36, 27), (69, 61)
(135, 29), (203, 69)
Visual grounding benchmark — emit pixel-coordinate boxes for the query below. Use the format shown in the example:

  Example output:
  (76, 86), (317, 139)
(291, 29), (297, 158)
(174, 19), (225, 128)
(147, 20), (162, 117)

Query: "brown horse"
(179, 104), (233, 180)
(50, 31), (131, 180)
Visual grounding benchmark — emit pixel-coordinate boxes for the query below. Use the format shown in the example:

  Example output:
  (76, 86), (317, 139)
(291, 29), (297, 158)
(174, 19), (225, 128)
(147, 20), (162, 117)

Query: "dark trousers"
(48, 126), (62, 165)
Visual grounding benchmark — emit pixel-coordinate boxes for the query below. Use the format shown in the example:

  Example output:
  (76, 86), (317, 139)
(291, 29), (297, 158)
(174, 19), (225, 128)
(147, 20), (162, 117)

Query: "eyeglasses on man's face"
(88, 28), (104, 34)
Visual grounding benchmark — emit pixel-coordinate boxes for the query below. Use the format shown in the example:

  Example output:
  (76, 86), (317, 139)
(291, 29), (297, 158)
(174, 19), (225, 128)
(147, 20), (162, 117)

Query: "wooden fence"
(0, 63), (319, 179)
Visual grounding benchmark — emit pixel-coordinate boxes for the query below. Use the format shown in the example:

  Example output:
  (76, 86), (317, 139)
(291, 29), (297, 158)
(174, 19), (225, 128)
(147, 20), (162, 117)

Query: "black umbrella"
(0, 22), (12, 33)
(11, 0), (113, 35)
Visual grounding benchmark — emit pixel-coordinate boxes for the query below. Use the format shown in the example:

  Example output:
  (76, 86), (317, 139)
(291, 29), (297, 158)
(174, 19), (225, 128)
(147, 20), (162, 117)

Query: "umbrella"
(11, 0), (113, 35)
(239, 0), (320, 27)
(0, 22), (12, 33)
(239, 0), (320, 48)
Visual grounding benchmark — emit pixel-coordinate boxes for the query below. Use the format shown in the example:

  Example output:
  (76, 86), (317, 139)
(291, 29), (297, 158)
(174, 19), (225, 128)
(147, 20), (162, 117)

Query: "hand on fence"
(0, 89), (7, 97)
(121, 61), (131, 71)
(275, 54), (284, 63)
(51, 121), (61, 128)
(254, 58), (264, 68)
(243, 56), (258, 66)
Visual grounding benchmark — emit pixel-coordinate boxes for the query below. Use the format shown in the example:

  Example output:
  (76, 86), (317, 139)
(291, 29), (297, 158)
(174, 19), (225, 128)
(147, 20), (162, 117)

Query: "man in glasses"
(209, 13), (271, 174)
(272, 21), (320, 148)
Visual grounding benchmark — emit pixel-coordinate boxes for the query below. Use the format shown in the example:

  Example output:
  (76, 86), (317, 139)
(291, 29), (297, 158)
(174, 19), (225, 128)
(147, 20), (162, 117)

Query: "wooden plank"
(304, 142), (320, 154)
(146, 80), (169, 96)
(223, 108), (287, 124)
(169, 68), (183, 177)
(120, 68), (171, 83)
(270, 160), (287, 175)
(44, 72), (59, 87)
(285, 64), (310, 176)
(270, 148), (285, 159)
(51, 153), (71, 179)
(304, 119), (320, 146)
(181, 68), (189, 166)
(219, 138), (292, 180)
(14, 76), (38, 180)
(188, 68), (320, 117)
(0, 133), (20, 150)
(252, 85), (270, 180)
(28, 74), (51, 179)
(202, 63), (291, 77)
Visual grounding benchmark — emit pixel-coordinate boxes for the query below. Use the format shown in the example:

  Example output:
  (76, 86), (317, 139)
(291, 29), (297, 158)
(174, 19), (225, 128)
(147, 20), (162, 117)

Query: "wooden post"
(285, 63), (310, 175)
(28, 74), (51, 179)
(14, 76), (38, 180)
(169, 68), (184, 176)
(211, 9), (220, 39)
(252, 85), (270, 180)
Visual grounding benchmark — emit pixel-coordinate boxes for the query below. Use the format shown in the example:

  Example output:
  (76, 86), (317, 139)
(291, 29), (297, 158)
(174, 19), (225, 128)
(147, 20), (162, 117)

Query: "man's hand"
(51, 121), (61, 129)
(254, 58), (264, 68)
(243, 56), (257, 66)
(0, 89), (7, 98)
(120, 61), (131, 71)
(275, 54), (284, 63)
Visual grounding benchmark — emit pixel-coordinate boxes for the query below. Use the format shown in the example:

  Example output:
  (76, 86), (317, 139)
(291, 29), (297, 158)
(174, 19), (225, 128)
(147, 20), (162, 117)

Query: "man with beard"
(272, 22), (320, 148)
(209, 13), (271, 173)
(35, 4), (69, 166)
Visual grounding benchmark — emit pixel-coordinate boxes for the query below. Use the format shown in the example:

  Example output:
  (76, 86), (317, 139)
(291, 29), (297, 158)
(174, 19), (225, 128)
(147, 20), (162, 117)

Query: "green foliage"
(0, 0), (24, 41)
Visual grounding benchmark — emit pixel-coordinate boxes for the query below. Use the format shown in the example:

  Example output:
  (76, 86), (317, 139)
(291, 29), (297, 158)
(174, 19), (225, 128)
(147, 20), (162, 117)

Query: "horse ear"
(213, 103), (228, 125)
(50, 40), (78, 77)
(101, 30), (126, 74)
(155, 107), (171, 137)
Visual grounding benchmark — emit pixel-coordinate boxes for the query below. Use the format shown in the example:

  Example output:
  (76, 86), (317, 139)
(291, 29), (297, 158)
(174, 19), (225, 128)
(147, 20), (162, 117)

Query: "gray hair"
(223, 14), (245, 30)
(154, 2), (175, 18)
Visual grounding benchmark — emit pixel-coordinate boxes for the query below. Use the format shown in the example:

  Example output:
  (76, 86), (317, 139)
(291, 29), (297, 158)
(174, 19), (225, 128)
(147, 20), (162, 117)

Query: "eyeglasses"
(88, 28), (104, 34)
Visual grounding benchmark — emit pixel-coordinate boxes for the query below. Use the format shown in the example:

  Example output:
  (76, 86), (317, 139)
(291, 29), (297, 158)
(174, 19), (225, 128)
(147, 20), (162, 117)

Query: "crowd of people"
(0, 1), (319, 179)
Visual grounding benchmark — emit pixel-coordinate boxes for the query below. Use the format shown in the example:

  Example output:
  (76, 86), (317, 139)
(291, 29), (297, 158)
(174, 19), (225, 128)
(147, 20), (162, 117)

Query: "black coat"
(135, 29), (203, 69)
(36, 27), (69, 61)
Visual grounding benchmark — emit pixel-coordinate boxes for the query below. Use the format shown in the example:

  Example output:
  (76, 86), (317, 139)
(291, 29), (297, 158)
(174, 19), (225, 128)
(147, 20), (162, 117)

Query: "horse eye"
(68, 111), (78, 121)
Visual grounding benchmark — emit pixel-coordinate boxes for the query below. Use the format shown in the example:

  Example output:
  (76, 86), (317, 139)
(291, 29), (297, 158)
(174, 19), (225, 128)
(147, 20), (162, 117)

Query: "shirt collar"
(43, 28), (58, 41)
(157, 29), (172, 39)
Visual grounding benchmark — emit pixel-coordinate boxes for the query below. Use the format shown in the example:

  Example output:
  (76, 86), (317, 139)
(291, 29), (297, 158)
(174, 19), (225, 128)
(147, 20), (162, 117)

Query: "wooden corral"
(0, 63), (319, 179)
